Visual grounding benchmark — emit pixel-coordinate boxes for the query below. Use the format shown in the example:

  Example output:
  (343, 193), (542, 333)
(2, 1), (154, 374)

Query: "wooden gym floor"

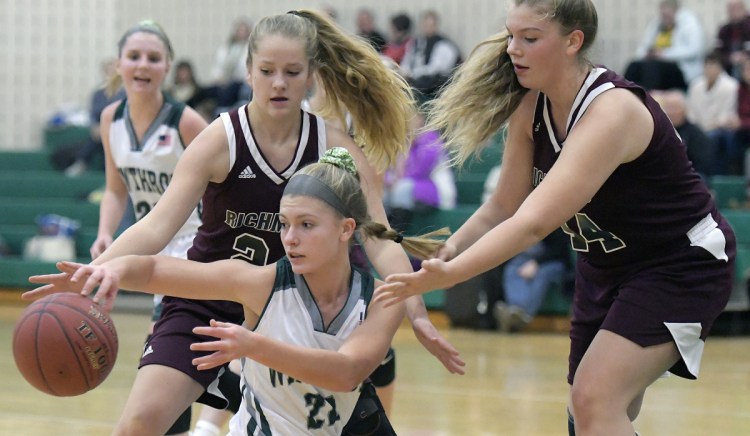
(1, 293), (749, 435)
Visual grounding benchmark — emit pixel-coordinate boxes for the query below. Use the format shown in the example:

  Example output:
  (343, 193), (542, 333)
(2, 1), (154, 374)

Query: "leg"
(569, 330), (679, 435)
(113, 365), (204, 436)
(368, 348), (396, 417)
(192, 359), (243, 436)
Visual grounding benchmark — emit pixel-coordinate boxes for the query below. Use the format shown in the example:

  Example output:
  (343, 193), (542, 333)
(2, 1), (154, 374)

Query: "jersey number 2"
(231, 234), (270, 266)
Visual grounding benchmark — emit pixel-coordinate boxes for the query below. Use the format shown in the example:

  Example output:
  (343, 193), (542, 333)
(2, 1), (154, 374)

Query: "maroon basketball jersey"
(188, 106), (327, 266)
(532, 67), (721, 267)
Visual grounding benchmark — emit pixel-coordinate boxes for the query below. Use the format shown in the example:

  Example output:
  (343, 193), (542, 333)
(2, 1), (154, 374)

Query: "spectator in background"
(167, 59), (213, 121)
(494, 227), (571, 333)
(383, 13), (413, 65)
(716, 0), (750, 78)
(400, 10), (462, 103)
(652, 89), (715, 179)
(209, 19), (252, 112)
(625, 0), (704, 90)
(384, 107), (456, 234)
(64, 58), (125, 176)
(355, 8), (386, 52)
(687, 52), (742, 175)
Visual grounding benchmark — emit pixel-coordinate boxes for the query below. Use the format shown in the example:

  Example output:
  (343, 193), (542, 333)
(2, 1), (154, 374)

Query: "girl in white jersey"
(93, 21), (215, 436)
(28, 148), (450, 435)
(25, 10), (464, 436)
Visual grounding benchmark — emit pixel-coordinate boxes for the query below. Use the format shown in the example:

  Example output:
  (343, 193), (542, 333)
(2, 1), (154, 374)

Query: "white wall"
(0, 0), (730, 151)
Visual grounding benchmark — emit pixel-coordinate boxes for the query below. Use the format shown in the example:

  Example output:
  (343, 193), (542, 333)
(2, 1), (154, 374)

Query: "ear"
(340, 217), (356, 242)
(566, 29), (585, 55)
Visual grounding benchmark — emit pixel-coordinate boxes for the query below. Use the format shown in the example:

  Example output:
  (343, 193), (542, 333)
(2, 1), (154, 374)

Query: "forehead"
(280, 195), (333, 217)
(122, 32), (168, 53)
(506, 3), (553, 32)
(253, 34), (307, 64)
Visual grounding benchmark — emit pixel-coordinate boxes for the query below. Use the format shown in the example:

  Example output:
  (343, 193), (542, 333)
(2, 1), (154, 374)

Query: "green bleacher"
(0, 150), (104, 289)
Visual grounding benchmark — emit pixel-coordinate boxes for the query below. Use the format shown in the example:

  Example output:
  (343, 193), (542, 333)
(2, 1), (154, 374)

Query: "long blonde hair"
(426, 0), (598, 166)
(248, 10), (415, 171)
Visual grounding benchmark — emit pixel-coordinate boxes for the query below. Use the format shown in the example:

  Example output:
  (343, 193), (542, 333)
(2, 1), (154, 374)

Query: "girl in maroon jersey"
(376, 1), (735, 435)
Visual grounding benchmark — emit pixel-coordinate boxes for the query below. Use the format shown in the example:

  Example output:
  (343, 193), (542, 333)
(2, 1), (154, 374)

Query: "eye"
(303, 221), (313, 228)
(279, 221), (288, 229)
(525, 37), (537, 43)
(287, 70), (301, 76)
(259, 68), (271, 75)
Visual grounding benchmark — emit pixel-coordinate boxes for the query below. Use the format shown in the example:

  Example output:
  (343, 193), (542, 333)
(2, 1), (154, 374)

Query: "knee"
(114, 408), (167, 436)
(569, 379), (610, 430)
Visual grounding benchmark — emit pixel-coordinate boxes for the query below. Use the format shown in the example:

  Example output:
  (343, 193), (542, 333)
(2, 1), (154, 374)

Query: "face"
(505, 4), (571, 90)
(248, 35), (313, 117)
(117, 32), (170, 96)
(279, 195), (353, 275)
(704, 61), (723, 82)
(729, 0), (747, 23)
(659, 5), (677, 28)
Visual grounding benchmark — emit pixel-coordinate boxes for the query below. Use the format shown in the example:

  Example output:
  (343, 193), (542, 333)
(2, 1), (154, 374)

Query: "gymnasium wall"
(0, 0), (729, 151)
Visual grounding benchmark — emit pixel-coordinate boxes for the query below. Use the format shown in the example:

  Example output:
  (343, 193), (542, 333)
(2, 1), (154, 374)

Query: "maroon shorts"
(140, 296), (244, 408)
(568, 239), (734, 384)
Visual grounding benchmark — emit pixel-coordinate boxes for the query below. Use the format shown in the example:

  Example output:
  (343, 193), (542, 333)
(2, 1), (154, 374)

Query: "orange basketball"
(12, 293), (119, 396)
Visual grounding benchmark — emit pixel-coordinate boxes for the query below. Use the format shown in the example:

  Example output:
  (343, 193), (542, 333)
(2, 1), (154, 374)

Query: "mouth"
(134, 77), (151, 84)
(513, 64), (528, 73)
(270, 97), (288, 102)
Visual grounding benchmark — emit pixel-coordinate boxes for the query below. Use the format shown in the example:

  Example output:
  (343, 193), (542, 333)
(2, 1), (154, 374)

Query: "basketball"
(12, 293), (119, 396)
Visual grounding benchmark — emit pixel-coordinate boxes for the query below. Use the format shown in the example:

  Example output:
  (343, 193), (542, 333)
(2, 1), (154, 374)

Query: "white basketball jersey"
(108, 97), (201, 241)
(229, 257), (374, 436)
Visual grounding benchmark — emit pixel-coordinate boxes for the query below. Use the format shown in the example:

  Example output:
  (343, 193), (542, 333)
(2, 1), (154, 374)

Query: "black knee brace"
(368, 348), (396, 388)
(165, 406), (192, 435)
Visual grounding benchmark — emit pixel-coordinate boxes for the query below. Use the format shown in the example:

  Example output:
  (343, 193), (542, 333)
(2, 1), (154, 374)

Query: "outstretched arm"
(26, 256), (273, 316)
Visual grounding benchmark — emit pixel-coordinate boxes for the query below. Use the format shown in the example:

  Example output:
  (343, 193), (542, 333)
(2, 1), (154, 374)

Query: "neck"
(247, 102), (301, 147)
(302, 255), (352, 306)
(127, 92), (164, 124)
(544, 63), (592, 119)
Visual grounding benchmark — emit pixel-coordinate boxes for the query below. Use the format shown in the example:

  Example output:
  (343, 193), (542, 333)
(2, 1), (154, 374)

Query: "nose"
(506, 36), (520, 58)
(272, 73), (286, 90)
(282, 226), (297, 246)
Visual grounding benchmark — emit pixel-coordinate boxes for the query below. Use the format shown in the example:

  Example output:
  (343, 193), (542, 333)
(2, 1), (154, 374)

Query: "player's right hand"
(27, 261), (120, 312)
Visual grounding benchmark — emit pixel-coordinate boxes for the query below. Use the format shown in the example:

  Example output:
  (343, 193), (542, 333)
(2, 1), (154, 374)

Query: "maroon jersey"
(532, 67), (729, 267)
(188, 106), (327, 266)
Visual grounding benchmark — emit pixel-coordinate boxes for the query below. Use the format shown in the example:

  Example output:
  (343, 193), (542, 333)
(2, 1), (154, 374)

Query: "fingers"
(21, 285), (56, 301)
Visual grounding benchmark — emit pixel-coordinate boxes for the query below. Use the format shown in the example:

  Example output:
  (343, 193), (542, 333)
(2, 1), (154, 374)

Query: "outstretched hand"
(25, 261), (121, 312)
(191, 319), (251, 371)
(410, 316), (466, 375)
(374, 258), (457, 307)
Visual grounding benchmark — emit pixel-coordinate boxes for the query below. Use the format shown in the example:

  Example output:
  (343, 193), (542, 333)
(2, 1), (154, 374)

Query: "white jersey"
(230, 257), (374, 436)
(108, 97), (201, 242)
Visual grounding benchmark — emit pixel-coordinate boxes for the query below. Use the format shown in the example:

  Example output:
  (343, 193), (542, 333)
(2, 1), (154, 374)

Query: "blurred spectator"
(625, 0), (704, 90)
(209, 18), (252, 112)
(167, 59), (213, 121)
(494, 227), (571, 333)
(400, 10), (462, 103)
(652, 89), (714, 178)
(716, 0), (750, 78)
(687, 52), (742, 175)
(355, 8), (386, 52)
(384, 108), (456, 233)
(383, 13), (413, 65)
(64, 58), (125, 176)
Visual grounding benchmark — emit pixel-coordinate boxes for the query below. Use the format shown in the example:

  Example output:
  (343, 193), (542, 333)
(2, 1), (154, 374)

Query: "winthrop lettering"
(269, 368), (300, 387)
(118, 168), (172, 194)
(225, 210), (282, 232)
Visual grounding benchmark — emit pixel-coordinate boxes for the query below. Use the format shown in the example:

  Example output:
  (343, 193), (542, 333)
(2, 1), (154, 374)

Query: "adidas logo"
(239, 165), (256, 179)
(142, 345), (154, 358)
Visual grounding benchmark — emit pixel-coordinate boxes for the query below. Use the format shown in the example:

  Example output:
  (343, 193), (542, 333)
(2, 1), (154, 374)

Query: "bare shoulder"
(179, 106), (209, 145)
(99, 99), (123, 125)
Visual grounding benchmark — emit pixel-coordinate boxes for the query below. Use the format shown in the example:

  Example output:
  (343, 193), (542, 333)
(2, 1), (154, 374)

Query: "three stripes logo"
(239, 165), (256, 179)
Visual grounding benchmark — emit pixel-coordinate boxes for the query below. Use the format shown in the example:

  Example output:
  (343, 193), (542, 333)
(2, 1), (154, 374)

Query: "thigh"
(572, 329), (679, 411)
(117, 364), (204, 435)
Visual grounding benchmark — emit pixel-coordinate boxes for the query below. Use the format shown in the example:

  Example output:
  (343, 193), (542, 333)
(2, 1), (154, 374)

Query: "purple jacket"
(402, 130), (445, 207)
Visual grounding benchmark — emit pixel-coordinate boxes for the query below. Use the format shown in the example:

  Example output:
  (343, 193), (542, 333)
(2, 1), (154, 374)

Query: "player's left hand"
(191, 319), (251, 370)
(411, 316), (466, 375)
(375, 258), (457, 307)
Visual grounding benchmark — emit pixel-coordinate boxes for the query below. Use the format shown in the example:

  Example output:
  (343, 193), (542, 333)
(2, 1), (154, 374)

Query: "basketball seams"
(12, 294), (119, 397)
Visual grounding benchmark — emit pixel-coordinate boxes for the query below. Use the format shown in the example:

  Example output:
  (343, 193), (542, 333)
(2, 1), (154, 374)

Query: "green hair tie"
(320, 147), (358, 177)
